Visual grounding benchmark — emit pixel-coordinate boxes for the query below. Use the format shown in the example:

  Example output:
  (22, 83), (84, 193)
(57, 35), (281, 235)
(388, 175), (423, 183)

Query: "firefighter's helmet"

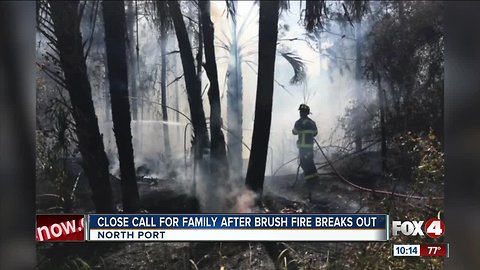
(298, 104), (310, 113)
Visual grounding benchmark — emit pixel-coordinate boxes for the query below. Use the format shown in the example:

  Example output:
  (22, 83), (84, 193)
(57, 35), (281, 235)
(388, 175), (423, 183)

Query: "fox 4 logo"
(392, 218), (445, 238)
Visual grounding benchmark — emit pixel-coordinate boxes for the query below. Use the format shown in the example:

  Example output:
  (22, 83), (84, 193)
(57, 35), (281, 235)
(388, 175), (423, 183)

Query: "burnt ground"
(36, 170), (444, 270)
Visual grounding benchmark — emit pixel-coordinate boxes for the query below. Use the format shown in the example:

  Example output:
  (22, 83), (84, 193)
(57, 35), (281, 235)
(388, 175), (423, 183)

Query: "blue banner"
(88, 214), (387, 229)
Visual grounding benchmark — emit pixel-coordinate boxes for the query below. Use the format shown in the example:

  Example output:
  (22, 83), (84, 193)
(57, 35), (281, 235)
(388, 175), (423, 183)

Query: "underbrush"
(328, 195), (444, 270)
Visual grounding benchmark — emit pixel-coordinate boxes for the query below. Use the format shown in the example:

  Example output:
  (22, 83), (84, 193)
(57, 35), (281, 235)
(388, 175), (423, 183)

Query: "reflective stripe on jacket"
(292, 117), (318, 148)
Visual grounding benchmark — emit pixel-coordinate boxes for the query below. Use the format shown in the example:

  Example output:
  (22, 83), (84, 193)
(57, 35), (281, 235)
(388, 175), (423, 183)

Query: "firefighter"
(292, 104), (319, 202)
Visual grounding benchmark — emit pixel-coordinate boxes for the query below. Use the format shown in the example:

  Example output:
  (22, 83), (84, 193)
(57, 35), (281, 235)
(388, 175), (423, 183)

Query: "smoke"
(231, 189), (257, 213)
(200, 178), (258, 213)
(36, 1), (382, 214)
(100, 120), (192, 179)
(95, 1), (380, 211)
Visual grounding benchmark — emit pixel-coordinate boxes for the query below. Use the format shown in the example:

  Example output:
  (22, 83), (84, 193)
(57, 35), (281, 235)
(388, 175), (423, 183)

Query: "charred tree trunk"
(126, 1), (138, 121)
(199, 0), (229, 209)
(377, 73), (387, 172)
(102, 0), (140, 213)
(160, 25), (171, 157)
(154, 1), (172, 156)
(397, 1), (409, 133)
(196, 8), (203, 87)
(389, 80), (401, 120)
(245, 1), (280, 198)
(168, 0), (209, 162)
(354, 0), (363, 152)
(49, 0), (115, 213)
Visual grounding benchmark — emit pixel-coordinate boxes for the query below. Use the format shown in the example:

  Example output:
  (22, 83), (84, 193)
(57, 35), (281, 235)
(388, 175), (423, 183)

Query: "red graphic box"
(36, 214), (86, 242)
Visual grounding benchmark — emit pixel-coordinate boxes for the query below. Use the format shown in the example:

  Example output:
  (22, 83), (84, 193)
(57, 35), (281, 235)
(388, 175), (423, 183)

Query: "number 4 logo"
(425, 218), (445, 238)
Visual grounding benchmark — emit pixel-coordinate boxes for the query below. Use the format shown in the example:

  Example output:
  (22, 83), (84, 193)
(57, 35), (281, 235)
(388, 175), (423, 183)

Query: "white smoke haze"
(230, 189), (257, 213)
(195, 177), (258, 213)
(102, 1), (376, 212)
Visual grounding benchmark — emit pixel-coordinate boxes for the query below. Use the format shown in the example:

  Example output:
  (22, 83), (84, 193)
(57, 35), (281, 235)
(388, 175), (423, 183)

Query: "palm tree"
(153, 0), (173, 157)
(166, 0), (210, 162)
(102, 0), (140, 213)
(199, 0), (229, 209)
(226, 0), (244, 181)
(245, 0), (280, 197)
(126, 0), (139, 121)
(243, 0), (332, 199)
(46, 0), (115, 213)
(376, 72), (387, 172)
(221, 1), (307, 181)
(354, 0), (365, 151)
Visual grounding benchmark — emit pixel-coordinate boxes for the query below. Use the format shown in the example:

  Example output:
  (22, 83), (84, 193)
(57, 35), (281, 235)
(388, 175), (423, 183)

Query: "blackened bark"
(377, 73), (387, 172)
(49, 0), (115, 213)
(389, 80), (401, 119)
(168, 0), (209, 160)
(160, 26), (171, 157)
(245, 1), (280, 197)
(155, 1), (172, 156)
(199, 0), (229, 198)
(354, 0), (363, 152)
(196, 8), (203, 83)
(102, 0), (140, 213)
(126, 1), (138, 120)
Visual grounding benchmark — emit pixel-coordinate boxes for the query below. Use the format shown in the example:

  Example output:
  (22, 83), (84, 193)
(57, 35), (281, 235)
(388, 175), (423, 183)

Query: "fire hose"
(308, 139), (444, 200)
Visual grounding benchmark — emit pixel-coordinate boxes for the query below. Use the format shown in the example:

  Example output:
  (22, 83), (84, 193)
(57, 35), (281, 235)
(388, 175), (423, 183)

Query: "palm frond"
(237, 2), (258, 40)
(225, 0), (237, 24)
(278, 49), (307, 85)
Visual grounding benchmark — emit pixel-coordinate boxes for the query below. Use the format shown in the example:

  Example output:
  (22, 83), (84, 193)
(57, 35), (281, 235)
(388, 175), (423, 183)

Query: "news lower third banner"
(36, 214), (389, 242)
(88, 214), (389, 241)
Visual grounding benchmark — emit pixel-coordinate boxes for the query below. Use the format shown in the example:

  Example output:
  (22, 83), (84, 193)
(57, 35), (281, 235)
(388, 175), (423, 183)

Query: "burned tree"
(126, 1), (139, 121)
(353, 0), (364, 152)
(102, 0), (140, 213)
(245, 0), (280, 197)
(166, 0), (210, 163)
(153, 0), (173, 157)
(47, 0), (114, 213)
(199, 0), (229, 206)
